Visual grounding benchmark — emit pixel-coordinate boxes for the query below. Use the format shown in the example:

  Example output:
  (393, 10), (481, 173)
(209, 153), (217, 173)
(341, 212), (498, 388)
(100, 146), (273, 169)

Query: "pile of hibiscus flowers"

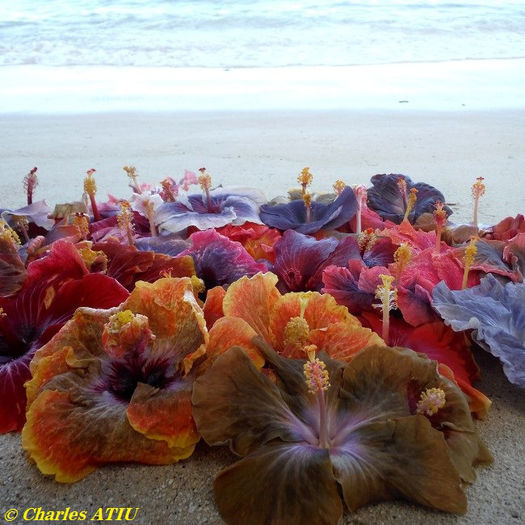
(1, 166), (523, 524)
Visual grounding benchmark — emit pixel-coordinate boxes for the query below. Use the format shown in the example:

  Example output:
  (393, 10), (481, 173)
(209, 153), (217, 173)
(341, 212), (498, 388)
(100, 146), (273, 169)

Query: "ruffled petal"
(122, 277), (208, 365)
(127, 382), (199, 450)
(222, 272), (281, 343)
(207, 317), (264, 368)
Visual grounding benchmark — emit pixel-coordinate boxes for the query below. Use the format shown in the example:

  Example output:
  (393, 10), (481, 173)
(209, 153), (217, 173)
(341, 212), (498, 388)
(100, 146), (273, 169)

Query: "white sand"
(0, 109), (524, 524)
(1, 110), (524, 223)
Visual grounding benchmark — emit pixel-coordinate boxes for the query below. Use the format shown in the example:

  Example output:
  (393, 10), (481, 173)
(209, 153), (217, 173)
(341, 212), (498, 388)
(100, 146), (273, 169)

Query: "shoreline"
(2, 59), (525, 113)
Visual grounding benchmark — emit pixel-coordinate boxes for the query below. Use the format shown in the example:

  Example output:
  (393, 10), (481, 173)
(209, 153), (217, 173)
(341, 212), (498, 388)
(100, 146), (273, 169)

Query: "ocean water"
(1, 1), (525, 112)
(2, 0), (525, 68)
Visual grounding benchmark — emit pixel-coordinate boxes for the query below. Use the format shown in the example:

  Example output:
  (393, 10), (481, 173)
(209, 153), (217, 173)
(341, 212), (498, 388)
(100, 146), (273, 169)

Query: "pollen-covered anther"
(190, 275), (205, 296)
(416, 387), (446, 416)
(0, 306), (6, 318)
(0, 220), (21, 246)
(471, 176), (486, 199)
(106, 309), (136, 334)
(394, 243), (411, 281)
(333, 180), (346, 195)
(83, 169), (97, 196)
(433, 201), (448, 228)
(117, 201), (135, 246)
(374, 274), (397, 311)
(396, 177), (408, 197)
(358, 228), (377, 252)
(198, 171), (212, 192)
(78, 247), (107, 270)
(462, 236), (478, 289)
(464, 236), (478, 267)
(23, 167), (38, 205)
(298, 167), (313, 190)
(403, 188), (418, 221)
(284, 316), (310, 348)
(72, 213), (90, 239)
(303, 358), (330, 394)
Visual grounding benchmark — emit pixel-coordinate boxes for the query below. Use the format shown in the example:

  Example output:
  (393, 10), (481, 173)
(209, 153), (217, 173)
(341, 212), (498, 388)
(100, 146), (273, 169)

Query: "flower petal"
(93, 240), (195, 291)
(180, 230), (268, 290)
(22, 389), (190, 482)
(331, 416), (466, 514)
(122, 277), (208, 367)
(207, 317), (264, 368)
(214, 442), (342, 525)
(260, 186), (357, 234)
(192, 346), (316, 455)
(222, 272), (281, 343)
(127, 382), (199, 450)
(433, 275), (525, 387)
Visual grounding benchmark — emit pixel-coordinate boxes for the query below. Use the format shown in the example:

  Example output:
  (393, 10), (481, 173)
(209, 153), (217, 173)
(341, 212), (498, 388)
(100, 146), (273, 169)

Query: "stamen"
(416, 387), (446, 416)
(374, 274), (397, 344)
(353, 185), (367, 235)
(302, 192), (312, 223)
(13, 215), (29, 243)
(462, 236), (478, 289)
(23, 167), (38, 205)
(72, 213), (90, 240)
(357, 228), (377, 252)
(198, 168), (212, 208)
(403, 188), (418, 222)
(298, 167), (313, 196)
(471, 176), (486, 229)
(433, 201), (448, 253)
(303, 356), (331, 449)
(0, 306), (6, 318)
(83, 168), (101, 221)
(78, 246), (107, 270)
(143, 197), (157, 237)
(0, 220), (21, 247)
(304, 358), (330, 394)
(161, 178), (178, 202)
(117, 201), (135, 247)
(284, 316), (310, 348)
(333, 180), (346, 195)
(393, 243), (411, 284)
(123, 165), (141, 194)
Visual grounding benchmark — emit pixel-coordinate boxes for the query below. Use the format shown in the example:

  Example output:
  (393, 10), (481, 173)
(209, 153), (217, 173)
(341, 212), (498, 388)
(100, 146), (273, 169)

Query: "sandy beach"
(1, 108), (524, 524)
(2, 110), (525, 222)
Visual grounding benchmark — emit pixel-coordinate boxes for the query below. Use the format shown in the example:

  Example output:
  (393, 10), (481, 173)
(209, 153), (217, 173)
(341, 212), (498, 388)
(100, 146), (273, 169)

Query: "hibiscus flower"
(0, 240), (129, 433)
(192, 341), (491, 524)
(205, 272), (382, 364)
(22, 277), (208, 481)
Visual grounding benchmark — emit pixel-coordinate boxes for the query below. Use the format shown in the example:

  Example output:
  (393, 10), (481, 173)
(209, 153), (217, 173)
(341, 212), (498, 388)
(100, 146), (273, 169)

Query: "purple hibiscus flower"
(367, 174), (452, 225)
(260, 186), (357, 234)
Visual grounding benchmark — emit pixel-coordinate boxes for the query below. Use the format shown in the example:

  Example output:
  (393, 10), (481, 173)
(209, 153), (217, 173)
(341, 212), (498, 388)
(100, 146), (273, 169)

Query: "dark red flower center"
(103, 356), (174, 403)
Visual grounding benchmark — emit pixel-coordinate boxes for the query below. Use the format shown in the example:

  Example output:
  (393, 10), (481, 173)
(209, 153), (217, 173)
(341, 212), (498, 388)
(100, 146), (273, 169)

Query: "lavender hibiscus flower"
(260, 186), (357, 234)
(433, 274), (525, 387)
(155, 184), (265, 234)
